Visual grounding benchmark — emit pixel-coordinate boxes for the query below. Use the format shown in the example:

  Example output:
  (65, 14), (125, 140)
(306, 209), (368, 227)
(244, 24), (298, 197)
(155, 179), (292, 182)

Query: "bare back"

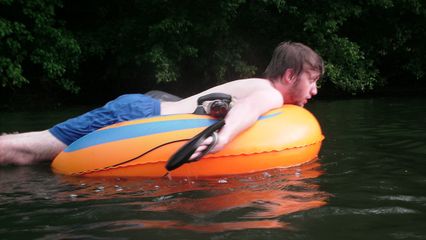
(160, 78), (281, 115)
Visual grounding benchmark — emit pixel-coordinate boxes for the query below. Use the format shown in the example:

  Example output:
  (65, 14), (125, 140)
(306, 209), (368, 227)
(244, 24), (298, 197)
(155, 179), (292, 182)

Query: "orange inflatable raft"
(51, 105), (324, 177)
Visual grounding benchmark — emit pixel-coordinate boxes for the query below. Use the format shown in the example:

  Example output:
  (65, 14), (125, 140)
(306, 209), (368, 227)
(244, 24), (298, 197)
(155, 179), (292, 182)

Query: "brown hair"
(263, 41), (324, 81)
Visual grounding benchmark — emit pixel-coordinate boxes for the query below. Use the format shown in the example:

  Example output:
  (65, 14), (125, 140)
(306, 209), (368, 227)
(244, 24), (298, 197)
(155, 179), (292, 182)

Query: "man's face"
(285, 69), (320, 107)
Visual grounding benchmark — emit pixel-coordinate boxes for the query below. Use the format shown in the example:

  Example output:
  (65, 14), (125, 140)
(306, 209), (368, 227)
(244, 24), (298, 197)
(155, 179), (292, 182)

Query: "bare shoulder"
(207, 78), (283, 112)
(161, 78), (282, 115)
(203, 78), (279, 99)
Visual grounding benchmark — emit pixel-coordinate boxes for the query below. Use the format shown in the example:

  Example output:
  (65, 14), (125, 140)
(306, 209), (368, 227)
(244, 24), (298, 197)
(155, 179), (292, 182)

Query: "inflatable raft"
(52, 105), (324, 177)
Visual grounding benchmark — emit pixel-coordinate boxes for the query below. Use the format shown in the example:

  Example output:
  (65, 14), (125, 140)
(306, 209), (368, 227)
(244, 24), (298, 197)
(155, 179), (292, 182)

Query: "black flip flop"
(165, 119), (225, 171)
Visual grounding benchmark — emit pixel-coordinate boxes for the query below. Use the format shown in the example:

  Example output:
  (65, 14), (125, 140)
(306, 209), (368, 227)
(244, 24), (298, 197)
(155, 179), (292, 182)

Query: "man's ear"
(281, 69), (296, 84)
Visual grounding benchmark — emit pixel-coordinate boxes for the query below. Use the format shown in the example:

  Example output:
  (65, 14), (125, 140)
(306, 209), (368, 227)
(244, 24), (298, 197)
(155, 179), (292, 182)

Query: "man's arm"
(190, 89), (283, 159)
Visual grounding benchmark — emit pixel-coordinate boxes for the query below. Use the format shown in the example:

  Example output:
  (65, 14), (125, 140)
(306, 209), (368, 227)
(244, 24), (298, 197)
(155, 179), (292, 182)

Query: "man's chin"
(301, 99), (309, 106)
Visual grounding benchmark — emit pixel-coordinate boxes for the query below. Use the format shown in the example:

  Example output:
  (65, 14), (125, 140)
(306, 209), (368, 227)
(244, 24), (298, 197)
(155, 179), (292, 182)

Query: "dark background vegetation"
(1, 0), (425, 109)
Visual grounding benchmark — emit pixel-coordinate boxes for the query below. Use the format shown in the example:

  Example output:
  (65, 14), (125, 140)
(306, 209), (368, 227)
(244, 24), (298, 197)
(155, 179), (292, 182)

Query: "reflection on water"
(0, 161), (329, 237)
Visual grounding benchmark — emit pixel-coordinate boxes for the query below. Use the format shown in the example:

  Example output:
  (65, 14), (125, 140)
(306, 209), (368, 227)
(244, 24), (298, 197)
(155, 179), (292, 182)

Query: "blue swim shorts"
(49, 94), (161, 145)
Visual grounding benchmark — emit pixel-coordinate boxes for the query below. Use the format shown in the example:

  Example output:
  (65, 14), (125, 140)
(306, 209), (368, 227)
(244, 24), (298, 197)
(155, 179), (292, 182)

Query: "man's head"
(264, 42), (324, 106)
(264, 41), (324, 82)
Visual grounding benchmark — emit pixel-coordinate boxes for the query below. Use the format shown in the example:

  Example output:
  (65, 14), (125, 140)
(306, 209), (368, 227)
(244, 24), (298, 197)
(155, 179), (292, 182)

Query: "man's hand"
(188, 133), (228, 161)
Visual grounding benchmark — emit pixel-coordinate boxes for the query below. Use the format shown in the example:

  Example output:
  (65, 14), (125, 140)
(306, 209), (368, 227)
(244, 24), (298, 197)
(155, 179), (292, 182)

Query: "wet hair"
(263, 41), (324, 81)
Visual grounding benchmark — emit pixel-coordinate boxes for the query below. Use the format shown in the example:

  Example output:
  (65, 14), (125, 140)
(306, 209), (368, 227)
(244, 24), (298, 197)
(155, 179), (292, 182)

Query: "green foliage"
(295, 0), (380, 93)
(323, 37), (378, 93)
(0, 0), (425, 98)
(346, 0), (426, 85)
(71, 0), (257, 87)
(0, 0), (80, 93)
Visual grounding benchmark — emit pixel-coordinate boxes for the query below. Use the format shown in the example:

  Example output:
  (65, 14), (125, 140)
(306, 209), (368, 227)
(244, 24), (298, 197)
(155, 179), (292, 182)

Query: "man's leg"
(0, 94), (161, 166)
(0, 130), (66, 165)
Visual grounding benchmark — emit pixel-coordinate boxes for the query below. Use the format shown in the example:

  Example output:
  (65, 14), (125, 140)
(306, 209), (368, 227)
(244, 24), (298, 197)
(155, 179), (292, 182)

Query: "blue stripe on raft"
(64, 111), (282, 152)
(65, 119), (217, 152)
(259, 111), (280, 120)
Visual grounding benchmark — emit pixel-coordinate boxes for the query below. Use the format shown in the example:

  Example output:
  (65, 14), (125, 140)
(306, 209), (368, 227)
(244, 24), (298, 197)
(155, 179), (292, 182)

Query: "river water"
(0, 97), (425, 240)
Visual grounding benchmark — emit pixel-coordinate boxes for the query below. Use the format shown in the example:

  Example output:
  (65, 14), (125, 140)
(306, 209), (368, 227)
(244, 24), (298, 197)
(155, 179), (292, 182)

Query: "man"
(0, 41), (324, 165)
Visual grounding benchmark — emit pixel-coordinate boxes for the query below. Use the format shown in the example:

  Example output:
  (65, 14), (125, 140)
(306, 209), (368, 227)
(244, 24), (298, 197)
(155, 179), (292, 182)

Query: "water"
(1, 97), (425, 239)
